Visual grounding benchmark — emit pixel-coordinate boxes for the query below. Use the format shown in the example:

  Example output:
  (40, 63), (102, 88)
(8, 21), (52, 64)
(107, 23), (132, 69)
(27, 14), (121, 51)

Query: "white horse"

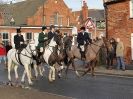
(7, 40), (36, 85)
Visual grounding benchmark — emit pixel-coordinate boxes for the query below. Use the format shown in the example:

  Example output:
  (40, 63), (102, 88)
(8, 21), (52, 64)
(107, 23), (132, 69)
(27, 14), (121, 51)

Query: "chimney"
(82, 0), (88, 22)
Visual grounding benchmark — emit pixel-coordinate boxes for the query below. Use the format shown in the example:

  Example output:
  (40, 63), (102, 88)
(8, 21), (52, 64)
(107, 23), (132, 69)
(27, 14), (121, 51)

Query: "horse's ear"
(29, 40), (35, 44)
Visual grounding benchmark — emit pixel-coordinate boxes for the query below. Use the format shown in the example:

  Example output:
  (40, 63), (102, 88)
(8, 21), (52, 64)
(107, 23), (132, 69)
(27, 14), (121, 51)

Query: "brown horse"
(64, 38), (105, 77)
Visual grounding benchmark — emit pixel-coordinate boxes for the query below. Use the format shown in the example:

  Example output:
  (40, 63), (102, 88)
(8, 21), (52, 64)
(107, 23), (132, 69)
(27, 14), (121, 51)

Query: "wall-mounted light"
(55, 0), (58, 4)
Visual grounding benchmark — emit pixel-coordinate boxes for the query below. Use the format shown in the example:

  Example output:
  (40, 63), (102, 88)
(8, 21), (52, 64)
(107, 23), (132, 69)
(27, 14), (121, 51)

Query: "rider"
(37, 26), (48, 62)
(14, 28), (24, 54)
(77, 26), (92, 60)
(48, 25), (56, 40)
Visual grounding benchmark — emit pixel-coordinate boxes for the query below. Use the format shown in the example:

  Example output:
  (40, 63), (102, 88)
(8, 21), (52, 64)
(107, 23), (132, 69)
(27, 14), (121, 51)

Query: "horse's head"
(26, 40), (36, 56)
(54, 34), (63, 46)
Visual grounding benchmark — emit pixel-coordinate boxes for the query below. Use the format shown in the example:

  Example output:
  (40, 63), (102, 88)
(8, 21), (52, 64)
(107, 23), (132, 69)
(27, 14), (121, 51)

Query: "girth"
(15, 51), (23, 66)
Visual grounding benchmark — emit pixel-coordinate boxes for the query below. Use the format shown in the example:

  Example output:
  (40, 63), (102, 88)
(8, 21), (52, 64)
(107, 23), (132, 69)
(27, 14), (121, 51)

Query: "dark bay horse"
(64, 38), (104, 77)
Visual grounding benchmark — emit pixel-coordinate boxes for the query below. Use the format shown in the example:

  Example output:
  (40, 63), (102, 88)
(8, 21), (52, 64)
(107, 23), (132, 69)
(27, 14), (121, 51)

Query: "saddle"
(78, 44), (87, 60)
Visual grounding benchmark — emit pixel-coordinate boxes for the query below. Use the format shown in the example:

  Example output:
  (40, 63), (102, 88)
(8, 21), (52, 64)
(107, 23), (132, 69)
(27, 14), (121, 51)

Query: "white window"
(54, 12), (59, 26)
(0, 32), (9, 46)
(50, 16), (54, 25)
(59, 16), (63, 26)
(130, 0), (133, 18)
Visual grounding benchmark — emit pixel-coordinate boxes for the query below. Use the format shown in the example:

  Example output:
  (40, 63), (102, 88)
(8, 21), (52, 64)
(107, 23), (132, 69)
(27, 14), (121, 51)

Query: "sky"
(64, 0), (104, 11)
(1, 0), (104, 11)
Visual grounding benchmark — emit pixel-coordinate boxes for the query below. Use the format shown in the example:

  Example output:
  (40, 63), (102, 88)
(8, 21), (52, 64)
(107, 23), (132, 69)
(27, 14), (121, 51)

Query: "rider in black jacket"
(77, 26), (92, 60)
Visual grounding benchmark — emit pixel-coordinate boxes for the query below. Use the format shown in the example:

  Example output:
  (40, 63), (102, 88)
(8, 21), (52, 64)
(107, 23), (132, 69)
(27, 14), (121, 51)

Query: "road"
(0, 63), (133, 99)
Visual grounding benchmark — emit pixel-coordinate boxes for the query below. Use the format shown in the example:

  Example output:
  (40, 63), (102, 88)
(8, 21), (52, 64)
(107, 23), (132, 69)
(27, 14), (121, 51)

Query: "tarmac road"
(0, 63), (133, 99)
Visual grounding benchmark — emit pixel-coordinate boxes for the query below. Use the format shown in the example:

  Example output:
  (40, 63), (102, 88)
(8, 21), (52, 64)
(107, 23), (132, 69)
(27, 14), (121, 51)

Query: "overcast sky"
(2, 0), (104, 11)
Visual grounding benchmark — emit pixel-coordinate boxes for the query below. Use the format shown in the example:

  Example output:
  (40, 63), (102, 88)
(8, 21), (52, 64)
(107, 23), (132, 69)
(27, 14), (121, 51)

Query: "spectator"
(5, 42), (12, 54)
(116, 38), (125, 71)
(106, 41), (115, 69)
(0, 43), (6, 65)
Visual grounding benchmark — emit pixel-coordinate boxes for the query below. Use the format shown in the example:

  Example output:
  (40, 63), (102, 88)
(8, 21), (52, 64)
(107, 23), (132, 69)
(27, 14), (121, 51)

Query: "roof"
(3, 0), (47, 25)
(104, 0), (126, 5)
(73, 9), (105, 22)
(89, 9), (104, 21)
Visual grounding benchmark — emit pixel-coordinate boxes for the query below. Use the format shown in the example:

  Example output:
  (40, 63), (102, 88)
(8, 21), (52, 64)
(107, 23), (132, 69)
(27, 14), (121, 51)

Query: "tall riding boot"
(81, 51), (85, 60)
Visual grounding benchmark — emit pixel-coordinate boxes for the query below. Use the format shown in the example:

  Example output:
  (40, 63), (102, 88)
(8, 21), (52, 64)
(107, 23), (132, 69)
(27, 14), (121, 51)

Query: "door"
(131, 33), (133, 60)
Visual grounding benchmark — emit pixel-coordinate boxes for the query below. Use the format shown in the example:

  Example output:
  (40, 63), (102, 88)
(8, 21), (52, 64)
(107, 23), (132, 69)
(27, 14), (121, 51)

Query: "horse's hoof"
(48, 79), (53, 83)
(21, 81), (25, 85)
(58, 73), (62, 78)
(29, 82), (33, 86)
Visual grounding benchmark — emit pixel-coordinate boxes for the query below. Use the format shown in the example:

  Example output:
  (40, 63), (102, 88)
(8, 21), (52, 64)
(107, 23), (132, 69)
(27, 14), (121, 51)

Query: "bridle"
(20, 43), (36, 59)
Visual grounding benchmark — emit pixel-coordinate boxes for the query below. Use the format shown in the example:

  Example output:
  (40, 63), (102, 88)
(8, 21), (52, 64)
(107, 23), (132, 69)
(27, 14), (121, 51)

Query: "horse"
(7, 40), (37, 85)
(41, 34), (64, 82)
(64, 38), (104, 77)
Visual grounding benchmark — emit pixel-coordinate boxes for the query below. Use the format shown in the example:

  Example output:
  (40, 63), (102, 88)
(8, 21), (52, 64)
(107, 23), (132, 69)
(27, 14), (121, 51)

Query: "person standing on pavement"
(5, 41), (12, 54)
(0, 34), (6, 64)
(116, 38), (125, 71)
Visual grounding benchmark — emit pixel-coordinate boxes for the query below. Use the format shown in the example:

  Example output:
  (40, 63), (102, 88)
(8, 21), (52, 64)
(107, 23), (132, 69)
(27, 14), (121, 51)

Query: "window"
(1, 32), (9, 46)
(50, 16), (54, 25)
(67, 18), (70, 26)
(26, 33), (32, 40)
(54, 12), (58, 26)
(59, 16), (63, 26)
(130, 0), (133, 18)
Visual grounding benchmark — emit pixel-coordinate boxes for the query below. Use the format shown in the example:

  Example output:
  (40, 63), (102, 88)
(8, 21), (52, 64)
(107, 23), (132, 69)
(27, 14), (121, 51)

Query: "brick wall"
(106, 0), (133, 63)
(27, 0), (77, 27)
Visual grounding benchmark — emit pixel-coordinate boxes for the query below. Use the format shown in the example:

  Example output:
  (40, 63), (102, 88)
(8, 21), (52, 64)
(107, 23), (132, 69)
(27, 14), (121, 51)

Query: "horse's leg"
(48, 66), (53, 82)
(29, 66), (33, 80)
(58, 64), (64, 78)
(7, 60), (13, 86)
(81, 62), (91, 76)
(52, 66), (56, 81)
(39, 64), (45, 77)
(24, 64), (33, 85)
(71, 59), (80, 77)
(91, 60), (97, 77)
(65, 60), (71, 78)
(33, 63), (38, 78)
(14, 65), (19, 85)
(21, 70), (26, 83)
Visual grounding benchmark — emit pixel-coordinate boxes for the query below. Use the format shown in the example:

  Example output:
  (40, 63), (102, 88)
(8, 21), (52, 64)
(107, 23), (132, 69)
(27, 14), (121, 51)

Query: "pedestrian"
(116, 38), (125, 71)
(106, 40), (115, 69)
(5, 41), (12, 54)
(0, 43), (6, 65)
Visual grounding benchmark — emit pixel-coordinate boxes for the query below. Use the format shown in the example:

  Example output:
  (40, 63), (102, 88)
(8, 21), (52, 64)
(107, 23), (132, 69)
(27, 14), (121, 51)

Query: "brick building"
(73, 1), (105, 38)
(0, 0), (105, 47)
(104, 0), (133, 63)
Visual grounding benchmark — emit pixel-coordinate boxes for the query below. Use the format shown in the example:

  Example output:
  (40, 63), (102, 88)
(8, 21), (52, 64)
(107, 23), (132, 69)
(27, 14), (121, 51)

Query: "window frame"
(0, 32), (9, 46)
(130, 0), (133, 18)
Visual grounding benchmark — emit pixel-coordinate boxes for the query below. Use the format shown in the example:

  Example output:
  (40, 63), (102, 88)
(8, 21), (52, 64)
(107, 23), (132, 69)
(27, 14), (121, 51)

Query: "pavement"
(70, 59), (133, 77)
